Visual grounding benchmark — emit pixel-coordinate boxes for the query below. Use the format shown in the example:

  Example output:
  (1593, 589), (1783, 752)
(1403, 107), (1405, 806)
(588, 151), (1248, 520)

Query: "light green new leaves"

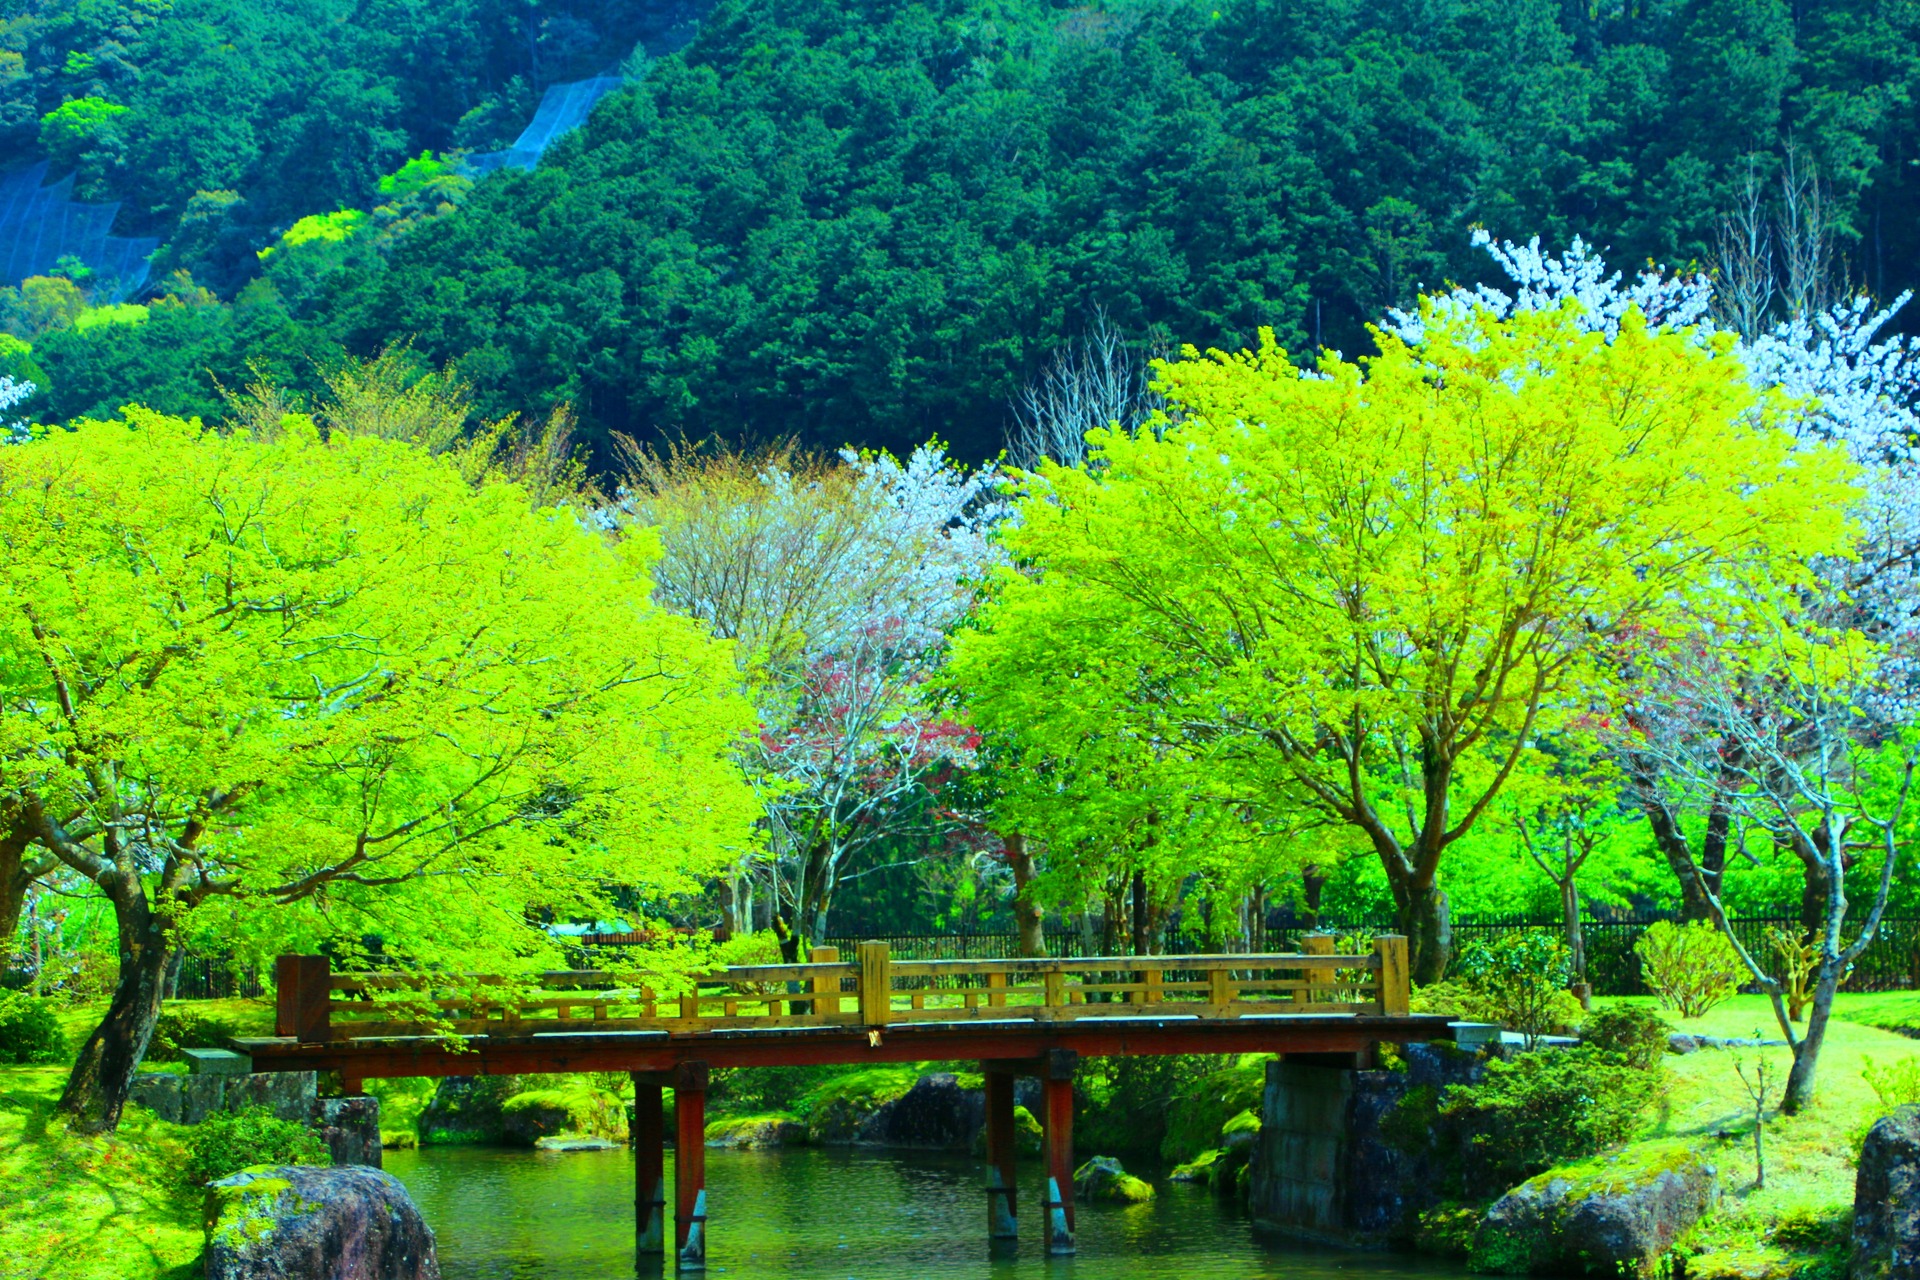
(954, 303), (1861, 930)
(0, 410), (759, 972)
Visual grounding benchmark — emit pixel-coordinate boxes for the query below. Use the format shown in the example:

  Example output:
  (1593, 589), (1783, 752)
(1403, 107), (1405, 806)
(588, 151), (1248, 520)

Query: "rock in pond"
(536, 1136), (620, 1152)
(1074, 1155), (1155, 1203)
(855, 1072), (984, 1151)
(1471, 1141), (1717, 1276)
(1853, 1105), (1920, 1280)
(705, 1116), (809, 1149)
(204, 1164), (439, 1280)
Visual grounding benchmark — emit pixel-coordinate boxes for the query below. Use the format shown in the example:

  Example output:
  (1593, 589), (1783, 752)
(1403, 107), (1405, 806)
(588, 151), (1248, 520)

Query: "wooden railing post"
(858, 940), (891, 1031)
(810, 946), (841, 1016)
(275, 955), (331, 1043)
(1374, 935), (1410, 1016)
(1301, 933), (1334, 1005)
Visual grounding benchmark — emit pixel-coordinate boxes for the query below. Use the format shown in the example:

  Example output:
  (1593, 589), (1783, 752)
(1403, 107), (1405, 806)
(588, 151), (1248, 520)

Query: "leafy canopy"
(0, 409), (759, 971)
(953, 301), (1860, 977)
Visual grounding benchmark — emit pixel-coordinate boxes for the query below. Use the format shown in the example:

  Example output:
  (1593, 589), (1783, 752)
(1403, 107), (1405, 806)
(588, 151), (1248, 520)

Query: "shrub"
(1765, 926), (1818, 1023)
(1388, 1047), (1656, 1198)
(179, 1106), (328, 1188)
(1453, 932), (1583, 1043)
(151, 1008), (240, 1060)
(1581, 1005), (1672, 1070)
(1863, 1057), (1920, 1114)
(0, 989), (67, 1063)
(1635, 920), (1744, 1018)
(1409, 979), (1479, 1019)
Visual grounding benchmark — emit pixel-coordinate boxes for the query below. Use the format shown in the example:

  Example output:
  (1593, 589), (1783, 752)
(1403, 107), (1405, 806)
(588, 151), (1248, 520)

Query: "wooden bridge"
(238, 936), (1451, 1271)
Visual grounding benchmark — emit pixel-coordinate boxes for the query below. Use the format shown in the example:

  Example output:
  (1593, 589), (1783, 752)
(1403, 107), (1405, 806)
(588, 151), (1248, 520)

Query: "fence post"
(810, 946), (841, 1017)
(858, 941), (892, 1031)
(1373, 935), (1410, 1016)
(275, 955), (331, 1043)
(1301, 933), (1334, 1005)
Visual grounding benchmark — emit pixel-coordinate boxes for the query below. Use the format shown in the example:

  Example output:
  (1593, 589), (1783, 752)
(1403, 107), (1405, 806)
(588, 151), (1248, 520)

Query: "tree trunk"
(59, 879), (174, 1133)
(1301, 864), (1327, 930)
(161, 946), (188, 1000)
(1394, 878), (1452, 986)
(1004, 834), (1045, 958)
(0, 828), (37, 962)
(1700, 800), (1730, 903)
(1562, 876), (1586, 984)
(1639, 800), (1714, 921)
(1121, 871), (1136, 951)
(1783, 954), (1843, 1114)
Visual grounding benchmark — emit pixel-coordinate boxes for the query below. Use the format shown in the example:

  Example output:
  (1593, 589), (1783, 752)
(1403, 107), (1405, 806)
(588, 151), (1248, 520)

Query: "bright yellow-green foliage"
(256, 209), (367, 261)
(0, 411), (759, 976)
(38, 97), (127, 166)
(953, 304), (1859, 961)
(70, 303), (148, 332)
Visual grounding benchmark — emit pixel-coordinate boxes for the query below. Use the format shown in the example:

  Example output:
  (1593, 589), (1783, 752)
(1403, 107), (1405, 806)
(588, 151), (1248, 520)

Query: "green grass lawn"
(0, 1063), (202, 1280)
(1596, 994), (1918, 1279)
(0, 997), (277, 1280)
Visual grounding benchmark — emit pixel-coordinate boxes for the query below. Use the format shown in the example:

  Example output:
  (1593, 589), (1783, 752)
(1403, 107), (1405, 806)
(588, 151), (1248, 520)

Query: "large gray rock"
(854, 1072), (984, 1151)
(312, 1096), (383, 1168)
(204, 1164), (439, 1280)
(1853, 1106), (1920, 1280)
(1470, 1141), (1717, 1275)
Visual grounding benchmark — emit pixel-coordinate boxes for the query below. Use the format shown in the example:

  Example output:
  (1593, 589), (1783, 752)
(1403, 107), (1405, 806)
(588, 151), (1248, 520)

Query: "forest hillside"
(4, 0), (1918, 462)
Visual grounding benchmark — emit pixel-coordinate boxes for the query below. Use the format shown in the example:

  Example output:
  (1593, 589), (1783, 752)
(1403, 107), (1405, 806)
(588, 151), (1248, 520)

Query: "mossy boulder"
(1170, 1148), (1225, 1183)
(972, 1104), (1044, 1157)
(1471, 1141), (1718, 1276)
(1853, 1105), (1920, 1280)
(500, 1085), (624, 1146)
(1075, 1155), (1155, 1203)
(420, 1075), (623, 1147)
(205, 1164), (439, 1279)
(855, 1072), (984, 1150)
(796, 1067), (920, 1144)
(706, 1113), (810, 1148)
(1222, 1107), (1262, 1153)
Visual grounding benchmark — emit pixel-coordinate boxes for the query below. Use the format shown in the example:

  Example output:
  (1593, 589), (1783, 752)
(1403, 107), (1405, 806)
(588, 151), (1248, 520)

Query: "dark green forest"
(6, 0), (1920, 461)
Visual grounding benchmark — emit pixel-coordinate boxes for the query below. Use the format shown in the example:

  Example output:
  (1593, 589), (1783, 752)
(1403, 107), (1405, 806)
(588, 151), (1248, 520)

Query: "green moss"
(1221, 1108), (1262, 1138)
(1160, 1054), (1271, 1162)
(1169, 1148), (1223, 1182)
(705, 1112), (807, 1146)
(1, 1060), (205, 1277)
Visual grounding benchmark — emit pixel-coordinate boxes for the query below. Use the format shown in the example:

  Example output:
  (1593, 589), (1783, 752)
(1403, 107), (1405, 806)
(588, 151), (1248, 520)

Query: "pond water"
(385, 1144), (1472, 1280)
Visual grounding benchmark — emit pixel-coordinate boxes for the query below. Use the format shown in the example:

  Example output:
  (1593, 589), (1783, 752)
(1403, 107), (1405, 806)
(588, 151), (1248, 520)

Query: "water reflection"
(386, 1145), (1468, 1280)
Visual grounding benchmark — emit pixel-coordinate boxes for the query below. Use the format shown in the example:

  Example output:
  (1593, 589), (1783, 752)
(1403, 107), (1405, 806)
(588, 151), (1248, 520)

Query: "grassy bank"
(0, 1063), (201, 1280)
(1586, 995), (1919, 1280)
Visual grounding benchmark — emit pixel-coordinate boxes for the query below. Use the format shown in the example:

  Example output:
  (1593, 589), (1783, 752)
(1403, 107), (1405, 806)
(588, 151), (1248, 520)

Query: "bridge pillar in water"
(674, 1061), (709, 1272)
(1039, 1048), (1077, 1256)
(632, 1071), (668, 1263)
(983, 1064), (1020, 1240)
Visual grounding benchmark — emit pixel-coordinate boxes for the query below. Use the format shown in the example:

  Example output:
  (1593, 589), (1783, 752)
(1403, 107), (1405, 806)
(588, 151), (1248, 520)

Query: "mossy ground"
(1579, 994), (1916, 1280)
(0, 1062), (201, 1280)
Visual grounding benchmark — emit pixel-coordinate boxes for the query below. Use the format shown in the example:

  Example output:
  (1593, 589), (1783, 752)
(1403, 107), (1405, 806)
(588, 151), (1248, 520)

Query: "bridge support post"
(632, 1071), (667, 1263)
(674, 1061), (709, 1272)
(1039, 1048), (1077, 1256)
(983, 1064), (1019, 1240)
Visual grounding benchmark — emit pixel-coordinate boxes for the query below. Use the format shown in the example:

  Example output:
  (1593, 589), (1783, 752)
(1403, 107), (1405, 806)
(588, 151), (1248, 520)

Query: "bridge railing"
(274, 935), (1410, 1043)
